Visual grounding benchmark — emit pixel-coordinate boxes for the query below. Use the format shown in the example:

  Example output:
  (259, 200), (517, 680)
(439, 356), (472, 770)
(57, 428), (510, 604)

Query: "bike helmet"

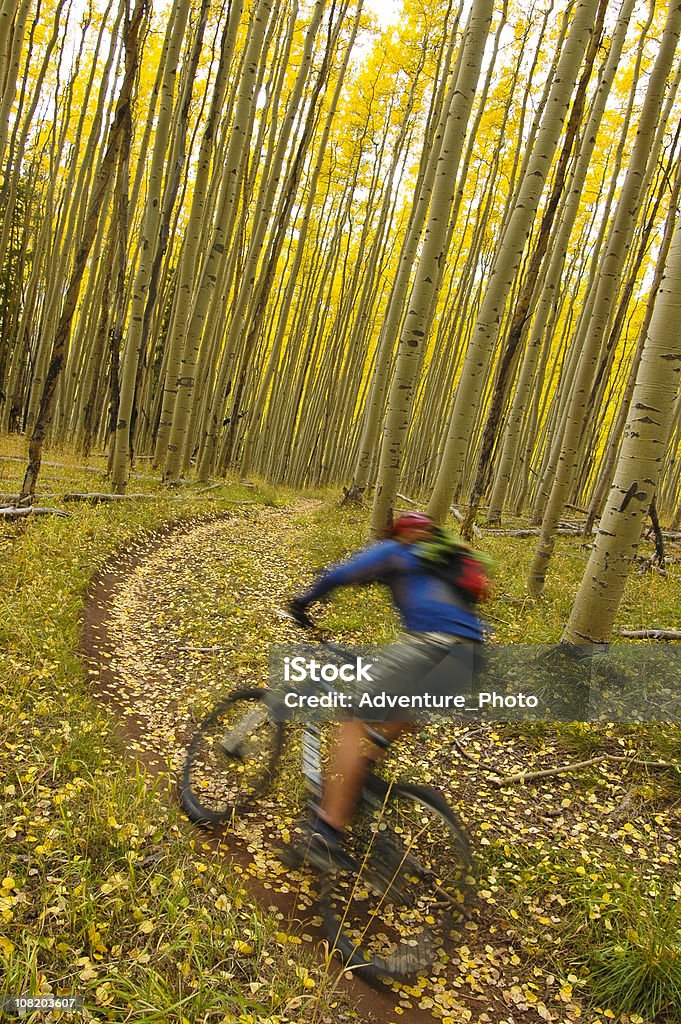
(391, 511), (435, 536)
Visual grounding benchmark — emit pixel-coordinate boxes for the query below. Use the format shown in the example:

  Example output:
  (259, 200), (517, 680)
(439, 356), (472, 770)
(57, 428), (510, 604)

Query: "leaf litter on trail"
(89, 502), (680, 1024)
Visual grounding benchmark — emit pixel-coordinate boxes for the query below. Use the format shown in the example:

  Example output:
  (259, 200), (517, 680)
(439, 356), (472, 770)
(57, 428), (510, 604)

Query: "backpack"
(415, 527), (492, 604)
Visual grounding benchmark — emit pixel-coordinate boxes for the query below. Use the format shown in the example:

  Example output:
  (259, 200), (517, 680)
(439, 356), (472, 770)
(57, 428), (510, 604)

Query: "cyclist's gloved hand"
(289, 598), (314, 629)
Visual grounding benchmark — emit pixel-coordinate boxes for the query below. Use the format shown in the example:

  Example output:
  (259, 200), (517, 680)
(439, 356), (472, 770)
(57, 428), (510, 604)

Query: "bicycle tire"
(320, 778), (473, 980)
(179, 688), (285, 826)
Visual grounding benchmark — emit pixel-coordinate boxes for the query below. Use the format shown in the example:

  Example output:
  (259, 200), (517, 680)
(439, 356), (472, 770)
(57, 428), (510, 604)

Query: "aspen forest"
(2, 0), (681, 1020)
(1, 0), (681, 637)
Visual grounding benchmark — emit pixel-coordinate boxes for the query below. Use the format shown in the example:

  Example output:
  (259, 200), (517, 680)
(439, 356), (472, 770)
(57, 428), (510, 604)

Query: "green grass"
(297, 500), (681, 1021)
(583, 895), (681, 1020)
(1, 440), (680, 1021)
(503, 855), (681, 1020)
(0, 440), (345, 1023)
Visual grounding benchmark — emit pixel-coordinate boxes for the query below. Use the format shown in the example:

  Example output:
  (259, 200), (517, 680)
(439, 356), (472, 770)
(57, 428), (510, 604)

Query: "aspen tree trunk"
(131, 0), (211, 459)
(573, 67), (681, 503)
(239, 1), (363, 476)
(391, 1), (512, 498)
(529, 152), (633, 524)
(266, 123), (385, 479)
(21, 0), (147, 500)
(227, 3), (362, 475)
(110, 0), (191, 492)
(213, 2), (347, 475)
(460, 0), (607, 536)
(184, 5), (280, 470)
(59, 188), (112, 437)
(53, 12), (121, 440)
(491, 1), (563, 261)
(0, 0), (31, 171)
(403, 118), (509, 494)
(427, 0), (599, 524)
(53, 2), (125, 266)
(161, 0), (272, 480)
(527, 0), (681, 595)
(527, 1), (656, 522)
(24, 2), (126, 435)
(202, 0), (331, 476)
(105, 100), (133, 475)
(0, 0), (15, 91)
(0, 0), (71, 278)
(270, 176), (355, 477)
(371, 0), (494, 536)
(577, 171), (672, 483)
(152, 0), (244, 466)
(1, 184), (52, 432)
(81, 236), (116, 456)
(563, 209), (681, 643)
(486, 0), (635, 525)
(344, 5), (473, 502)
(584, 154), (681, 535)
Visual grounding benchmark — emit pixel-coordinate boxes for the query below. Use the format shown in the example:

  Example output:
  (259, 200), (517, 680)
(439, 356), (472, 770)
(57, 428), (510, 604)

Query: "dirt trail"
(82, 503), (537, 1024)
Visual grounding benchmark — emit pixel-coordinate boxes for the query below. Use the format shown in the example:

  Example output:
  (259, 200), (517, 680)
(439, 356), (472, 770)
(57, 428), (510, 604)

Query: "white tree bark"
(528, 0), (681, 594)
(426, 0), (599, 523)
(110, 0), (191, 492)
(563, 206), (681, 642)
(371, 0), (495, 535)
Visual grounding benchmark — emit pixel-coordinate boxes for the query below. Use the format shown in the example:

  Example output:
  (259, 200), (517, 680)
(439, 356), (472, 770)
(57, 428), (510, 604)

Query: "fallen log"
(482, 526), (583, 537)
(1, 493), (58, 504)
(0, 505), (70, 519)
(491, 754), (608, 786)
(60, 491), (257, 504)
(0, 455), (106, 473)
(490, 751), (674, 787)
(62, 492), (158, 502)
(618, 629), (681, 640)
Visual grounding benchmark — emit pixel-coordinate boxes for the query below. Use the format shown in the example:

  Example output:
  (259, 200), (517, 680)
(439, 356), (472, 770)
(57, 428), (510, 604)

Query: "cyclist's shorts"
(354, 633), (480, 723)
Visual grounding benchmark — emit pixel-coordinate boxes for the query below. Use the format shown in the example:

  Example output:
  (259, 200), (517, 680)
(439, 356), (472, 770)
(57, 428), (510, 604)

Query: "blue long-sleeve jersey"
(298, 539), (483, 641)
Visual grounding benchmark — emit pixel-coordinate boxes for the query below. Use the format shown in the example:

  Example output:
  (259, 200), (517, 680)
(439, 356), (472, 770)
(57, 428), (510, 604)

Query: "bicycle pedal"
(278, 829), (357, 874)
(218, 737), (243, 759)
(277, 842), (305, 870)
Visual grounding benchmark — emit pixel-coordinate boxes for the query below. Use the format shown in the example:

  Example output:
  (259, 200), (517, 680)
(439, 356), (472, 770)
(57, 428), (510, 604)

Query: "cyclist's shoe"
(278, 818), (357, 874)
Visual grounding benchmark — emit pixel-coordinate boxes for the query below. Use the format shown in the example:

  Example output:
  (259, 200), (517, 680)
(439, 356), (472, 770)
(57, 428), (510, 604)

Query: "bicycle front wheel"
(321, 779), (473, 979)
(179, 689), (284, 826)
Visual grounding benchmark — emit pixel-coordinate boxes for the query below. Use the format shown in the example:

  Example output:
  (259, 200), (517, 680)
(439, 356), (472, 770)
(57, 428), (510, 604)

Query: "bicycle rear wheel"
(321, 778), (473, 979)
(180, 689), (284, 826)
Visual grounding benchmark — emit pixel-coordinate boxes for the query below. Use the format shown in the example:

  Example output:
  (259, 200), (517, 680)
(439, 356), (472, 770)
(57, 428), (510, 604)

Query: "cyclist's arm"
(296, 542), (402, 607)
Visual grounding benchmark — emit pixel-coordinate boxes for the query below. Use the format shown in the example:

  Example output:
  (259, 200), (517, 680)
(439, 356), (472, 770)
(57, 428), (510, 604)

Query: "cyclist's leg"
(316, 635), (446, 832)
(318, 720), (414, 832)
(282, 638), (450, 866)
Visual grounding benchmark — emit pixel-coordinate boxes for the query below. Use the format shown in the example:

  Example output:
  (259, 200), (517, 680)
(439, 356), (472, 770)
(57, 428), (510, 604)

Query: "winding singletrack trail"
(81, 503), (558, 1024)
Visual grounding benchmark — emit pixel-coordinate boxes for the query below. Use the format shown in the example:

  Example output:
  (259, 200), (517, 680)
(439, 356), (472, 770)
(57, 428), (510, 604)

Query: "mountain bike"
(179, 638), (474, 980)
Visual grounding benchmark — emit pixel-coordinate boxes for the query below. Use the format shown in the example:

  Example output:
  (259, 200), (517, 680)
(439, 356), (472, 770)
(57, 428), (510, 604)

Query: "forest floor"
(81, 500), (680, 1024)
(2, 440), (680, 1023)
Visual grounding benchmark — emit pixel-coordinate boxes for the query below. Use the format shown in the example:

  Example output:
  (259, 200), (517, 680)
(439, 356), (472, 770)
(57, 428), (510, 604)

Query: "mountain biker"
(281, 511), (486, 872)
